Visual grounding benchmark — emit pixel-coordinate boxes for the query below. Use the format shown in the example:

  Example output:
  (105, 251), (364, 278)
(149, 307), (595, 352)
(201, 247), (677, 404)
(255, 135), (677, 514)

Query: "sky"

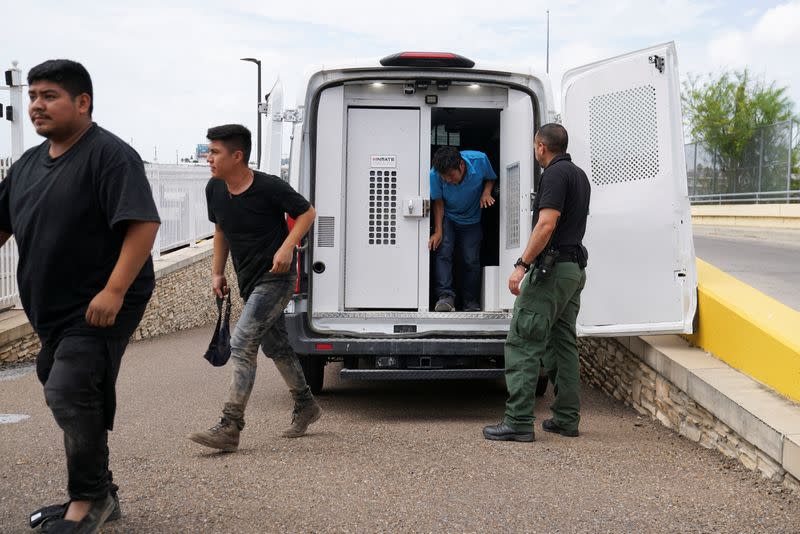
(1, 0), (799, 163)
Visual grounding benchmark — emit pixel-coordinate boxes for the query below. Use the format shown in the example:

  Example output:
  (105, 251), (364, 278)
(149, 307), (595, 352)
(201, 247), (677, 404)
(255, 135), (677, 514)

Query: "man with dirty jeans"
(222, 273), (312, 433)
(188, 124), (319, 452)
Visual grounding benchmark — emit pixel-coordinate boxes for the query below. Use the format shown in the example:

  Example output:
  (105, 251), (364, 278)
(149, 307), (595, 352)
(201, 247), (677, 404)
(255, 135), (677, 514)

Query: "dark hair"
(206, 124), (252, 163)
(27, 59), (94, 115)
(536, 123), (568, 154)
(432, 146), (463, 175)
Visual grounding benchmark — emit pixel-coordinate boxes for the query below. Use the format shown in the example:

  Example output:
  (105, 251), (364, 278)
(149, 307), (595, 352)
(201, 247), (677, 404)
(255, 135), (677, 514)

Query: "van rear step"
(340, 369), (504, 380)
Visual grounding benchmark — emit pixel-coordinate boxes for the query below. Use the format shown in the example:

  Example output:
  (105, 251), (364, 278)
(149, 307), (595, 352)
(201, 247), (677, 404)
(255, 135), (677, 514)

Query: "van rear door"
(561, 42), (697, 336)
(498, 89), (535, 310)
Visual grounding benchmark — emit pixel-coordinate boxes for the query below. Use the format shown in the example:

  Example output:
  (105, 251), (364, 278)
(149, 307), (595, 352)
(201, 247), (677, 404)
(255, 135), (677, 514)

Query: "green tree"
(682, 69), (798, 193)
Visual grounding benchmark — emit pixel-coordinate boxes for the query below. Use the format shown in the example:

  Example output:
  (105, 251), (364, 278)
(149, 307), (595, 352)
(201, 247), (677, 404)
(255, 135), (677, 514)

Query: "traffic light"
(4, 69), (21, 86)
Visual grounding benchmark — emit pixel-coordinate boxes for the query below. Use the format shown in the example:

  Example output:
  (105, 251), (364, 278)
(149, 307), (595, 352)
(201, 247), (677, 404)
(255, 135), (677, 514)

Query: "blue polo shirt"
(430, 150), (497, 225)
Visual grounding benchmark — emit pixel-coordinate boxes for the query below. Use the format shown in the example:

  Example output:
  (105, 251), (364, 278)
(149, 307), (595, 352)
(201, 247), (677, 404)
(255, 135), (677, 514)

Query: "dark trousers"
(434, 218), (483, 305)
(503, 262), (586, 431)
(36, 335), (128, 501)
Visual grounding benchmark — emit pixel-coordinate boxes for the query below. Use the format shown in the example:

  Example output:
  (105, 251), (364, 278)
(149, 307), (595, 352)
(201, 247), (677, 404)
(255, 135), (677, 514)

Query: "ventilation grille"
(588, 84), (660, 186)
(317, 216), (335, 248)
(368, 170), (397, 246)
(505, 162), (520, 249)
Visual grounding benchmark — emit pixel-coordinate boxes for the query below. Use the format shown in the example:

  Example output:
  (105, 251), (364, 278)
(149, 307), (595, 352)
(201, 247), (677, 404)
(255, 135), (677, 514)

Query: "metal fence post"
(757, 126), (764, 204)
(789, 120), (794, 203)
(152, 165), (162, 260)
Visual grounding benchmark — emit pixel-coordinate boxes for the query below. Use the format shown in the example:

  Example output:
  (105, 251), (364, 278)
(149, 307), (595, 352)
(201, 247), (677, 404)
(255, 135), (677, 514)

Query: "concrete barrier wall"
(0, 241), (240, 366)
(687, 259), (800, 403)
(692, 204), (800, 229)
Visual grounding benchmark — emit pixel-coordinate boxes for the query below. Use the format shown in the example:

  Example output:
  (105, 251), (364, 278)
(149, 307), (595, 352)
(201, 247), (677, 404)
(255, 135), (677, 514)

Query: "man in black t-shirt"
(0, 60), (160, 532)
(187, 124), (319, 452)
(483, 123), (591, 443)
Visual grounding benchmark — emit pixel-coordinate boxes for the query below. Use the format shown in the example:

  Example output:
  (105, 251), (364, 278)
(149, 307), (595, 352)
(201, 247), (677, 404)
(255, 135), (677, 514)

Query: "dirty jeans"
(36, 335), (128, 501)
(223, 274), (312, 429)
(503, 262), (586, 432)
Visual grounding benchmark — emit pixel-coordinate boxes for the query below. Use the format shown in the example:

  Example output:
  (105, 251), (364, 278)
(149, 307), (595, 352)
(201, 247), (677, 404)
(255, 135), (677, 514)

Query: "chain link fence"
(685, 120), (799, 204)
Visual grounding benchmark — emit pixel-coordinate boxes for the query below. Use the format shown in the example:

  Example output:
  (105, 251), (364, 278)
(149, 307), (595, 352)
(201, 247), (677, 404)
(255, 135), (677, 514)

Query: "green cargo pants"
(503, 261), (586, 432)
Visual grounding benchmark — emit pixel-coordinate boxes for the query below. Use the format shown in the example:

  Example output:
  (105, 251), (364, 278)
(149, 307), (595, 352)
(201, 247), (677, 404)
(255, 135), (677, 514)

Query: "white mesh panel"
(588, 85), (659, 186)
(368, 170), (397, 246)
(506, 162), (520, 249)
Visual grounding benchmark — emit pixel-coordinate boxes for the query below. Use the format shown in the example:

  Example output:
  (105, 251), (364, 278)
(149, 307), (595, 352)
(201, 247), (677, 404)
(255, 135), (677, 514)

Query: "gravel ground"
(1, 326), (798, 533)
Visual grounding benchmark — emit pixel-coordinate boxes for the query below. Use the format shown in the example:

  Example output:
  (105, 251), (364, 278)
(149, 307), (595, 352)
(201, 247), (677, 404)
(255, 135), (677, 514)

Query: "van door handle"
(408, 200), (414, 214)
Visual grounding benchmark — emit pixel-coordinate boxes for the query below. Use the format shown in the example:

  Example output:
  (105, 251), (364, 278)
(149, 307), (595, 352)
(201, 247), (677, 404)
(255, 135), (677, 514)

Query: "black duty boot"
(542, 418), (579, 437)
(482, 422), (534, 442)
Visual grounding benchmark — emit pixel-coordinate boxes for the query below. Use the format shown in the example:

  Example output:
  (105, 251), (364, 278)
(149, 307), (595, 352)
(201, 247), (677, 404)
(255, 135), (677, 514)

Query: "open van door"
(498, 89), (535, 310)
(562, 42), (696, 336)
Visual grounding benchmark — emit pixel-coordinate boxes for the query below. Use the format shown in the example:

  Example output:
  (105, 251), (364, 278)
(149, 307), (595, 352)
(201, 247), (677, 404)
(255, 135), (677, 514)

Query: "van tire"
(299, 355), (325, 394)
(535, 375), (548, 397)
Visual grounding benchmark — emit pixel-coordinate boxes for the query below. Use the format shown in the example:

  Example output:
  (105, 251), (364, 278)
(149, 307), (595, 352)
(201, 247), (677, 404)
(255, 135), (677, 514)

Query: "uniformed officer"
(483, 123), (591, 442)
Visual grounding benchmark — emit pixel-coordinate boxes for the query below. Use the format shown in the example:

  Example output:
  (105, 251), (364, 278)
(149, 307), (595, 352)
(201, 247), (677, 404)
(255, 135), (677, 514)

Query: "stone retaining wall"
(579, 337), (800, 493)
(0, 243), (241, 366)
(132, 248), (241, 341)
(0, 331), (40, 366)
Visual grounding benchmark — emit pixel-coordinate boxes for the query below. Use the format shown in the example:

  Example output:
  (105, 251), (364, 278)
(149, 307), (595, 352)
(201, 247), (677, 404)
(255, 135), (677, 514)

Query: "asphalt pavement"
(693, 225), (800, 311)
(1, 326), (798, 533)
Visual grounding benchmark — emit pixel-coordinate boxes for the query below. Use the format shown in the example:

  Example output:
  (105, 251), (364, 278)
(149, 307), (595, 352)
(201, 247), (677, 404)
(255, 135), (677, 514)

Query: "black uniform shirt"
(532, 153), (591, 248)
(0, 124), (161, 343)
(205, 171), (311, 300)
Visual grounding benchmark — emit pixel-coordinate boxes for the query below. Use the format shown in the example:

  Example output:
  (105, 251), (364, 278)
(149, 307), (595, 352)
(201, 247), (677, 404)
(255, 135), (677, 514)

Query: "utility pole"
(2, 61), (25, 160)
(546, 10), (550, 75)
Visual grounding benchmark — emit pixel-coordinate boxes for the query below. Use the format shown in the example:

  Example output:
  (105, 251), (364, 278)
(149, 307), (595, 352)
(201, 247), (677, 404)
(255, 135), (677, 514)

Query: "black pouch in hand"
(203, 293), (232, 367)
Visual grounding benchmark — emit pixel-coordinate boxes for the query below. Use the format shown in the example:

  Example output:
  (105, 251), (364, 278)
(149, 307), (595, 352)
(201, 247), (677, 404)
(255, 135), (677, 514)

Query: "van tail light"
(286, 216), (302, 294)
(315, 343), (333, 351)
(380, 52), (475, 68)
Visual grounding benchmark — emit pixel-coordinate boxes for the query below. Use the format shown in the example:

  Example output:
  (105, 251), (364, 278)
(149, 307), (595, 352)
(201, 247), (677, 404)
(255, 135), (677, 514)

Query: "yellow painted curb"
(686, 259), (800, 402)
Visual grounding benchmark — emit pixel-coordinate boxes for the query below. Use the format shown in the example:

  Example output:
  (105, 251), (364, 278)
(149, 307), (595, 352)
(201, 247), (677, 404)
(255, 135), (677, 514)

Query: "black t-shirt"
(532, 153), (591, 249)
(0, 124), (161, 343)
(206, 171), (311, 300)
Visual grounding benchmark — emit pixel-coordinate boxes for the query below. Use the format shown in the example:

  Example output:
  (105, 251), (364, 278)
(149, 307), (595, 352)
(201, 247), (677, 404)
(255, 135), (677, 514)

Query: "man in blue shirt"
(429, 147), (497, 312)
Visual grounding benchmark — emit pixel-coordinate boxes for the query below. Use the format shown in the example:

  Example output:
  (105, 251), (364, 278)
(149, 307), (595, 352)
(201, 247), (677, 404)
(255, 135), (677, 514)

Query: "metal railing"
(0, 237), (19, 310)
(0, 162), (213, 309)
(690, 190), (800, 205)
(146, 164), (214, 258)
(0, 157), (12, 181)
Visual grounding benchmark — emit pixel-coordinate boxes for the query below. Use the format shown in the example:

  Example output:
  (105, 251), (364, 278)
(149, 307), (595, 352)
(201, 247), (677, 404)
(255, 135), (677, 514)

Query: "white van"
(267, 43), (697, 393)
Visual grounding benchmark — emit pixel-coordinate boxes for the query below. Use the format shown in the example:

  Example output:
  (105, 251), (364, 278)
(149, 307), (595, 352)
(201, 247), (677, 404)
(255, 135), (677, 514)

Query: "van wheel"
(535, 375), (549, 397)
(299, 355), (325, 394)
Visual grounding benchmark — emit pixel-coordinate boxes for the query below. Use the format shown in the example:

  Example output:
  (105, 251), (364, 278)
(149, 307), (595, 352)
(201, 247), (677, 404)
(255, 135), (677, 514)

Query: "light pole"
(240, 58), (262, 168)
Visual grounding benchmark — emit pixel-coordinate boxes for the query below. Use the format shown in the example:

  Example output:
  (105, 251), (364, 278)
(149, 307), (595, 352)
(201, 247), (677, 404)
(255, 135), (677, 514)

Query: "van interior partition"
(429, 107), (501, 310)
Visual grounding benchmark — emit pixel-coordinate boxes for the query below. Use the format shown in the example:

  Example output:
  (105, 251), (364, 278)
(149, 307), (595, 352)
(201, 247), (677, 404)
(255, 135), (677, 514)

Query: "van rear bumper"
(285, 312), (505, 356)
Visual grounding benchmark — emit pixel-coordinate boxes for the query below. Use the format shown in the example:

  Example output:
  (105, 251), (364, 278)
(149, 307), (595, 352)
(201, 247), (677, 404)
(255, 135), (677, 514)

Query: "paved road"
(693, 225), (800, 311)
(1, 326), (798, 533)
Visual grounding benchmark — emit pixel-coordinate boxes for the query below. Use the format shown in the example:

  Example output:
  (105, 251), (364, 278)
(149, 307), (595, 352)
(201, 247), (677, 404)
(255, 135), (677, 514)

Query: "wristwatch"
(514, 258), (531, 272)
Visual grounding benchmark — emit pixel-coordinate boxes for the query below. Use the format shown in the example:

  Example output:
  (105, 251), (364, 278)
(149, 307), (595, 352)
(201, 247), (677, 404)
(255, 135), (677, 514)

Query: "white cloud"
(1, 0), (797, 161)
(702, 1), (800, 116)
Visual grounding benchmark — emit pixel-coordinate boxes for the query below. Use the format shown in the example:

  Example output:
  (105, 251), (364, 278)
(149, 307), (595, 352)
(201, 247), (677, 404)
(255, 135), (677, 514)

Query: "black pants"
(36, 335), (128, 501)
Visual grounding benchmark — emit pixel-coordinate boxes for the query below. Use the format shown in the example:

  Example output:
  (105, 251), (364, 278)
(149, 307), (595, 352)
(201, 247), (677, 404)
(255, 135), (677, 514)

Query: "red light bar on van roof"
(380, 52), (475, 68)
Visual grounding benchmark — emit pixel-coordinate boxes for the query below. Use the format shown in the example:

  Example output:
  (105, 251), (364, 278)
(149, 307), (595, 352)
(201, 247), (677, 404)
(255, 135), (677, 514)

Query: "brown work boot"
(282, 400), (322, 438)
(187, 418), (240, 451)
